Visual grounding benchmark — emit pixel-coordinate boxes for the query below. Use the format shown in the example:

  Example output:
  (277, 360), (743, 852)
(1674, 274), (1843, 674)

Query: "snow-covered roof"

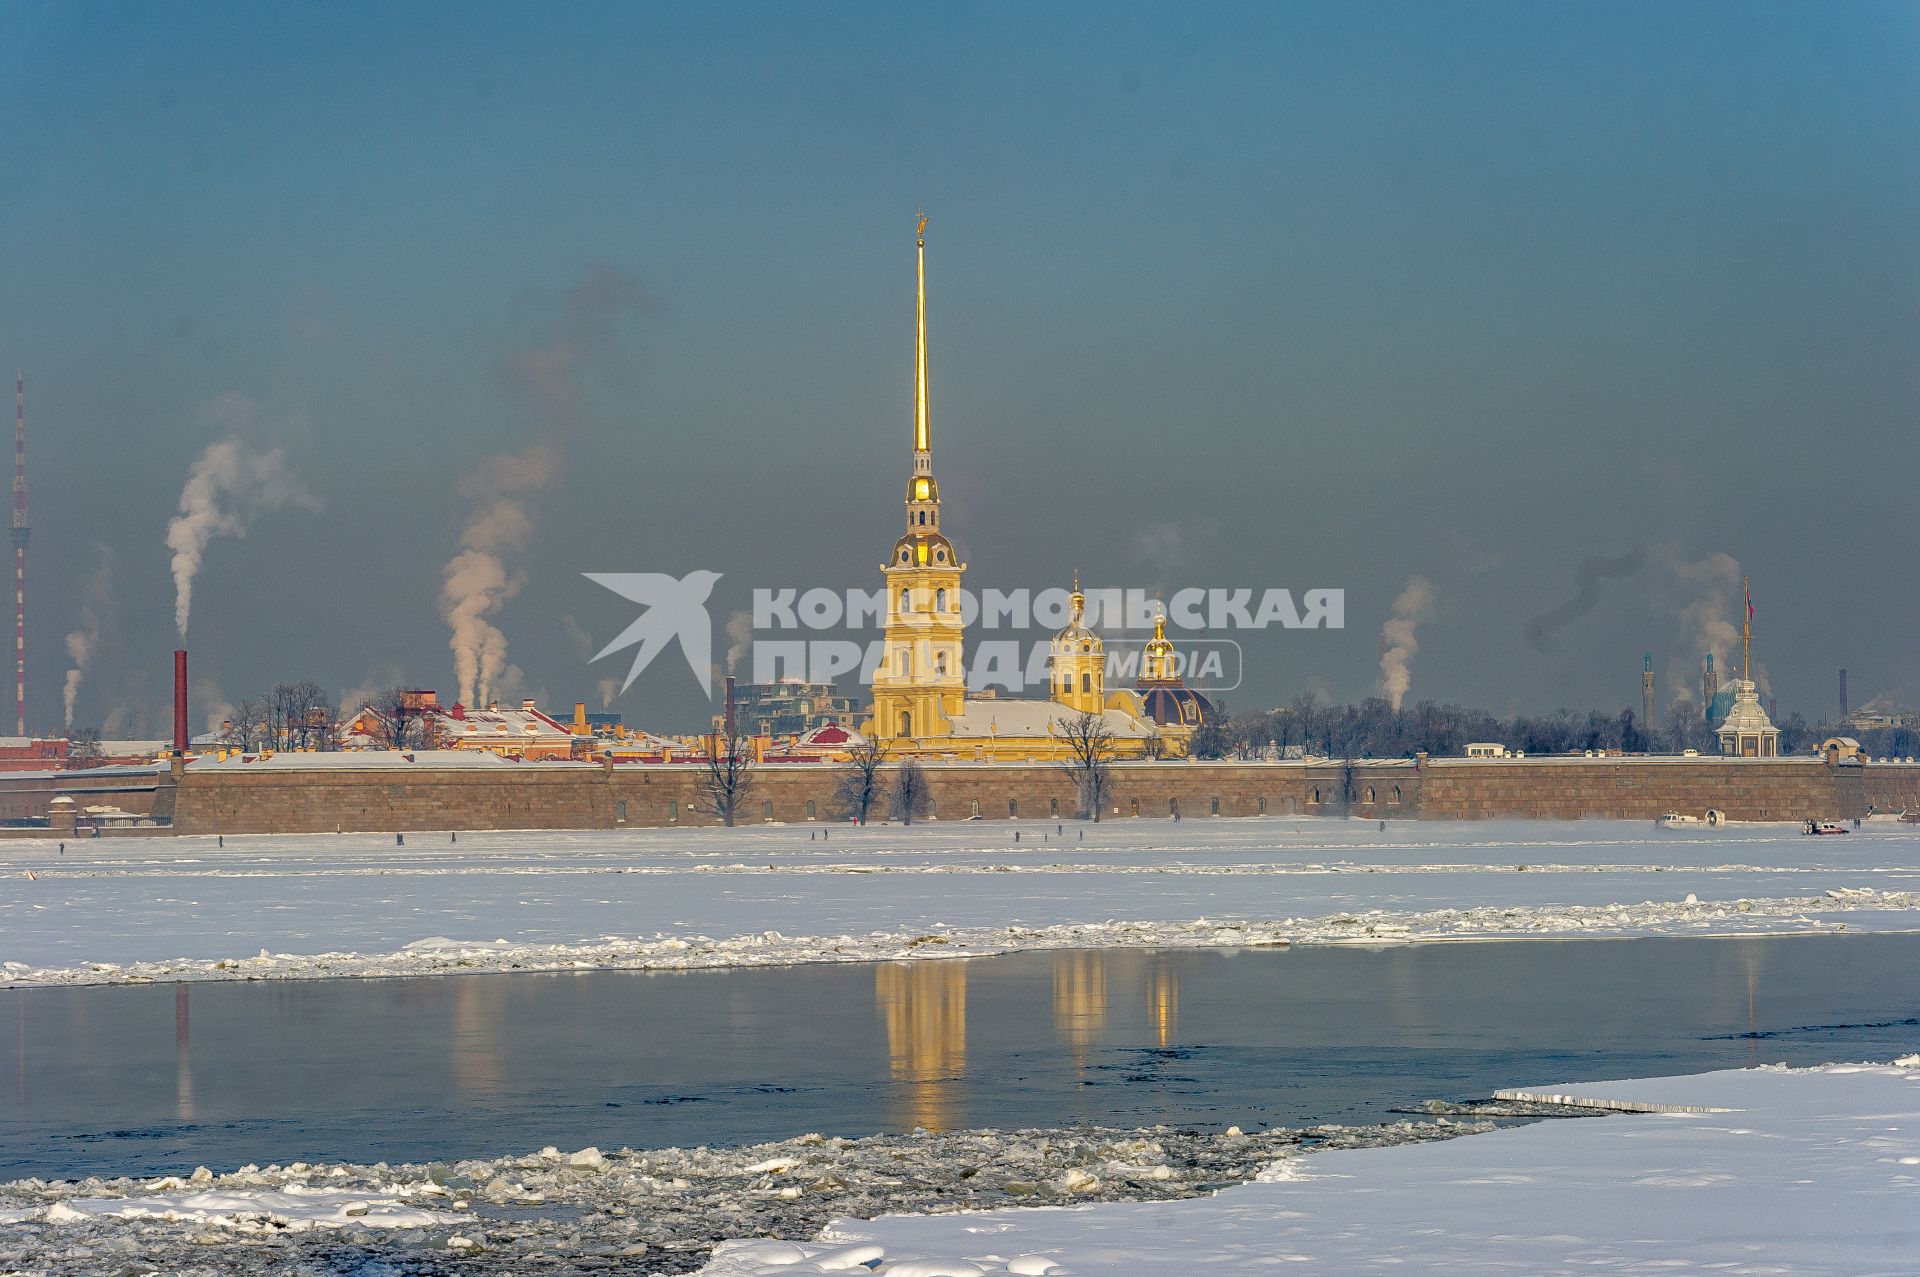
(191, 749), (529, 770)
(943, 699), (1151, 739)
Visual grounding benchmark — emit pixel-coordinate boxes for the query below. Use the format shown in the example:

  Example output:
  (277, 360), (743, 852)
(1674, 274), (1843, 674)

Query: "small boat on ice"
(1803, 820), (1850, 836)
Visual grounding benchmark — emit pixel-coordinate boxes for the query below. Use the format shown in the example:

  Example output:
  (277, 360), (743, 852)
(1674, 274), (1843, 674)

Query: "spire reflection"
(876, 961), (967, 1132)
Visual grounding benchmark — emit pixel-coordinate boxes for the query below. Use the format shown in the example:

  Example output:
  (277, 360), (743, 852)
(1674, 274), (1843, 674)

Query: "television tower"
(10, 372), (25, 737)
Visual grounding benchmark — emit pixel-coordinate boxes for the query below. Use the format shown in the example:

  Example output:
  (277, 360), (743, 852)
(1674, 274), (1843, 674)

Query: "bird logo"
(583, 569), (723, 698)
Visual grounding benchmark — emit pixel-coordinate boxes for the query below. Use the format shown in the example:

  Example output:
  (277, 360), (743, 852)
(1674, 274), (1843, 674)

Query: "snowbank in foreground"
(702, 1058), (1920, 1276)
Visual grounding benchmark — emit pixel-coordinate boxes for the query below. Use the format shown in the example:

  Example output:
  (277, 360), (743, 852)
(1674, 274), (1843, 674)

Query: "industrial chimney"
(173, 649), (189, 755)
(724, 674), (736, 743)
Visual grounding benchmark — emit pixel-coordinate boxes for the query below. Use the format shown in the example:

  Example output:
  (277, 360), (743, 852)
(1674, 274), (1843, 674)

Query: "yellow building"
(864, 220), (1164, 762)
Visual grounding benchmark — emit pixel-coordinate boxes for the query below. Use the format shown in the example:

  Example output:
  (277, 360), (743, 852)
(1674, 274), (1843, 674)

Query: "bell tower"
(871, 216), (966, 742)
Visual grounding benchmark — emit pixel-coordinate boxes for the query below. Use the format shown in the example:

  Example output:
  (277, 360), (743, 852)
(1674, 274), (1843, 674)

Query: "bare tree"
(1057, 710), (1115, 821)
(69, 726), (102, 760)
(696, 727), (756, 827)
(367, 686), (433, 751)
(833, 735), (886, 823)
(229, 698), (266, 750)
(269, 681), (334, 750)
(888, 758), (933, 825)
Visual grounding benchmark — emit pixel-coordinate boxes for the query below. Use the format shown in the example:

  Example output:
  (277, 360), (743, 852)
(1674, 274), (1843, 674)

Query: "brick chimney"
(173, 649), (189, 755)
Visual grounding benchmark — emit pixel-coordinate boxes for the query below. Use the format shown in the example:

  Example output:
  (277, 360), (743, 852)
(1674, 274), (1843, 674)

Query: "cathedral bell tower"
(871, 216), (967, 742)
(1050, 572), (1106, 715)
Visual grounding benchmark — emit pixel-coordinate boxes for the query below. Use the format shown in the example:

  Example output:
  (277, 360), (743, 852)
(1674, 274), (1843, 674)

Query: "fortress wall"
(1414, 758), (1842, 822)
(162, 757), (1919, 835)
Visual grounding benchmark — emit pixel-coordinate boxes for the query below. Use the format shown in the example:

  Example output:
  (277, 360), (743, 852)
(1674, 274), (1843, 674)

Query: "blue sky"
(1, 1), (1915, 732)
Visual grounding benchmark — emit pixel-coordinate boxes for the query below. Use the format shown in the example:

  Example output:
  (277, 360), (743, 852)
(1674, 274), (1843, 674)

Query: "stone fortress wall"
(145, 756), (1920, 835)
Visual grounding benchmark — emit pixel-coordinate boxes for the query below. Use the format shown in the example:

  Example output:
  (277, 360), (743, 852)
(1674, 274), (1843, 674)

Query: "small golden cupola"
(1050, 571), (1106, 715)
(1134, 605), (1215, 730)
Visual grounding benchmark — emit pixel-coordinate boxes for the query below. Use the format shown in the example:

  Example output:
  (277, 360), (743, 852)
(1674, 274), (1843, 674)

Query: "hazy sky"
(2, 1), (1915, 735)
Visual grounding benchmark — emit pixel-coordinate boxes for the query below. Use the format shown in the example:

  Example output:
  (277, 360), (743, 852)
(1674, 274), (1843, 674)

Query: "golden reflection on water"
(449, 977), (508, 1096)
(1146, 957), (1180, 1049)
(875, 962), (967, 1131)
(174, 984), (193, 1121)
(1052, 951), (1109, 1068)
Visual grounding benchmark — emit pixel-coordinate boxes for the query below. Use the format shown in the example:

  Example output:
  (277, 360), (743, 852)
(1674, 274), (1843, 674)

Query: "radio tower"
(10, 373), (26, 736)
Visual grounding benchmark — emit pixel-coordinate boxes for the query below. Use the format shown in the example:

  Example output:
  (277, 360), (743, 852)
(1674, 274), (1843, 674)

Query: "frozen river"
(6, 931), (1919, 1181)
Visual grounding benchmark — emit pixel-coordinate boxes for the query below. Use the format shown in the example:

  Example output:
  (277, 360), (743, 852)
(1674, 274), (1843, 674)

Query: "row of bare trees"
(222, 681), (338, 751)
(695, 709), (1121, 827)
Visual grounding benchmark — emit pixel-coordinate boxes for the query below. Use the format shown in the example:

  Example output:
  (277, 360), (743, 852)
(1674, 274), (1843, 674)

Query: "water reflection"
(1146, 956), (1180, 1048)
(450, 977), (508, 1096)
(1052, 950), (1109, 1067)
(875, 962), (967, 1131)
(174, 984), (193, 1121)
(8, 935), (1920, 1183)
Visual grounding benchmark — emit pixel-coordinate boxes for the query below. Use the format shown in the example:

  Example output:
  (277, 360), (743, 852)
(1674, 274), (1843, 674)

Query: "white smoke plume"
(62, 633), (90, 729)
(724, 610), (755, 675)
(439, 266), (646, 708)
(60, 547), (115, 729)
(597, 677), (621, 710)
(1376, 576), (1436, 711)
(440, 444), (558, 708)
(165, 436), (318, 637)
(1650, 545), (1763, 697)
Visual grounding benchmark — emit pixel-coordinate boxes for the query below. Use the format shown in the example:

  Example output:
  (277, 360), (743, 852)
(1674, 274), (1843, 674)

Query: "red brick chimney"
(173, 649), (189, 755)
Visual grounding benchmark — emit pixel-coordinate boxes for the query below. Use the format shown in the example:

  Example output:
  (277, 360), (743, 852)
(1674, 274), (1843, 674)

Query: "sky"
(1, 1), (1915, 736)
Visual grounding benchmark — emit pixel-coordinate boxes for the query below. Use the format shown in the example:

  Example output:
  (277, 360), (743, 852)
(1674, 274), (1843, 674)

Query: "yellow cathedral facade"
(862, 219), (1202, 762)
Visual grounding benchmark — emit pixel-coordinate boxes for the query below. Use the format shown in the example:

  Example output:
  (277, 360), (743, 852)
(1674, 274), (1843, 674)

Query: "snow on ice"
(700, 1061), (1920, 1276)
(3, 819), (1918, 987)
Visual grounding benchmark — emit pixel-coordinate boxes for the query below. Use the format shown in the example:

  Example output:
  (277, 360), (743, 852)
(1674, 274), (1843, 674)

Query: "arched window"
(668, 799), (679, 822)
(935, 587), (947, 611)
(899, 711), (912, 736)
(1365, 786), (1376, 803)
(762, 800), (774, 822)
(615, 801), (628, 824)
(1210, 796), (1220, 815)
(1257, 796), (1267, 814)
(897, 646), (909, 675)
(900, 588), (911, 613)
(1311, 787), (1320, 804)
(806, 799), (816, 819)
(935, 652), (948, 675)
(1008, 797), (1018, 817)
(1050, 797), (1059, 817)
(1081, 672), (1091, 693)
(1392, 785), (1402, 804)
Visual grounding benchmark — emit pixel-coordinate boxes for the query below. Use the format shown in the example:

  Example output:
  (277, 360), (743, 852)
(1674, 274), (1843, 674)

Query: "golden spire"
(1070, 569), (1084, 619)
(914, 212), (930, 461)
(1742, 575), (1752, 683)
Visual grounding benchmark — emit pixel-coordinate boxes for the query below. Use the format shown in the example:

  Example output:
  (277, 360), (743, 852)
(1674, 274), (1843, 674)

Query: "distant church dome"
(1133, 609), (1215, 727)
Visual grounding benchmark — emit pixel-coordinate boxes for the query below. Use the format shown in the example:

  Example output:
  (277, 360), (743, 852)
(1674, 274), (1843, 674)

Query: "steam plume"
(1376, 576), (1435, 710)
(597, 676), (621, 710)
(1650, 545), (1759, 694)
(440, 445), (558, 708)
(61, 547), (114, 729)
(440, 266), (645, 707)
(165, 437), (317, 637)
(724, 610), (754, 675)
